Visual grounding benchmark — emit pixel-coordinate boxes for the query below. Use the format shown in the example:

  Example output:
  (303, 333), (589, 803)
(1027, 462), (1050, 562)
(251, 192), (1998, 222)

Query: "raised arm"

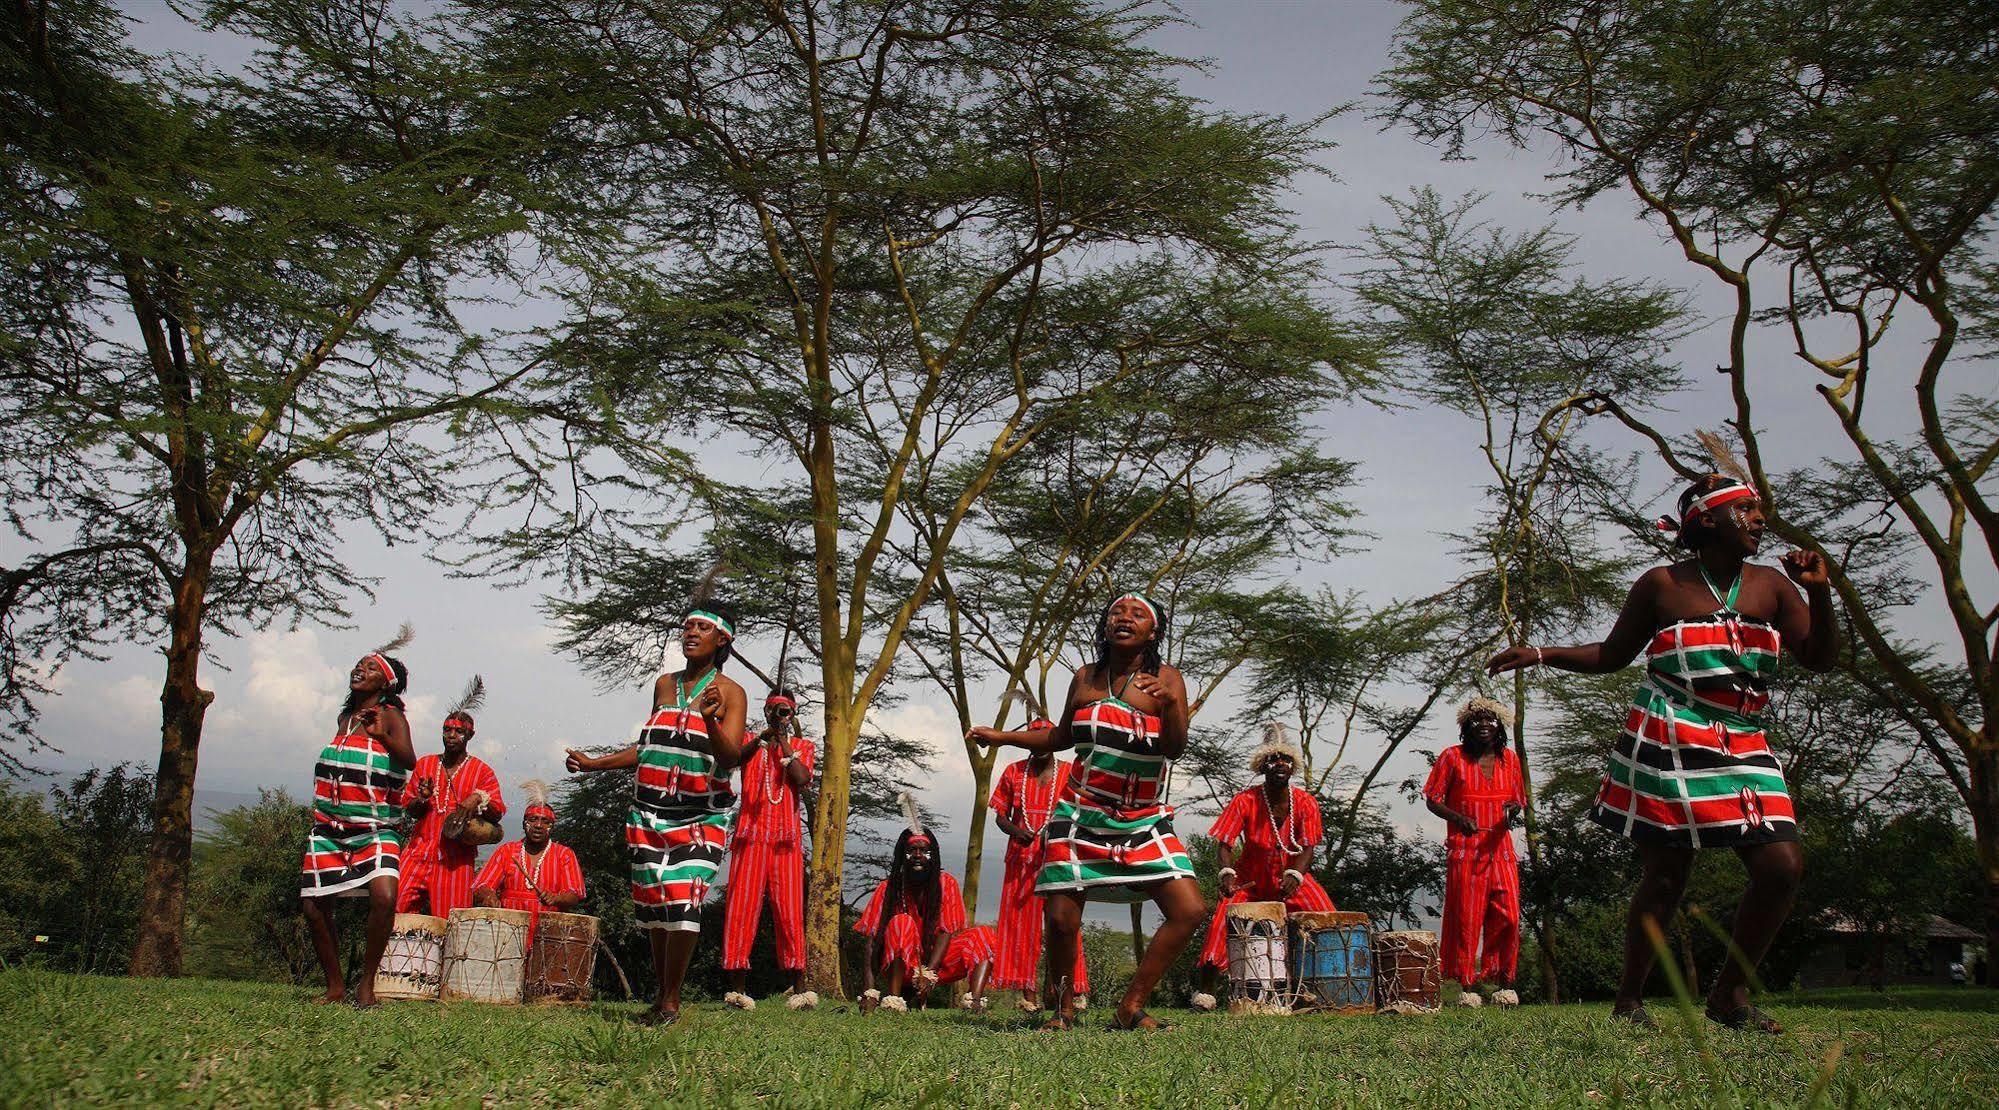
(1777, 551), (1840, 672)
(1488, 568), (1664, 677)
(968, 670), (1086, 754)
(695, 679), (752, 772)
(1129, 665), (1189, 758)
(364, 705), (416, 770)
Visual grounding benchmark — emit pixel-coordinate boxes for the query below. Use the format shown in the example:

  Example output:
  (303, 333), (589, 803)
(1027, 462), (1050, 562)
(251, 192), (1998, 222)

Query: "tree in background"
(1383, 0), (1999, 979)
(0, 0), (622, 975)
(481, 0), (1366, 994)
(0, 766), (152, 974)
(186, 790), (314, 984)
(1351, 188), (1686, 999)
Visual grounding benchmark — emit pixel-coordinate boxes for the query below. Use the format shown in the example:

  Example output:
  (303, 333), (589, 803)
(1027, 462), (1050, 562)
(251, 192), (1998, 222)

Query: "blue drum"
(1293, 910), (1374, 1013)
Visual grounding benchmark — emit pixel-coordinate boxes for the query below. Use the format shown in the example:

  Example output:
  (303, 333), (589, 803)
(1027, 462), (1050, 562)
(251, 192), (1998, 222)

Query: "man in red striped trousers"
(722, 689), (816, 1009)
(1423, 697), (1526, 1005)
(396, 707), (504, 917)
(989, 719), (1091, 1011)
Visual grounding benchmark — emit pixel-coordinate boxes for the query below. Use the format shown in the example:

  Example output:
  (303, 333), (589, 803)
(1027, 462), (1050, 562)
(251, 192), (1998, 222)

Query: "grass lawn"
(2, 970), (1994, 1106)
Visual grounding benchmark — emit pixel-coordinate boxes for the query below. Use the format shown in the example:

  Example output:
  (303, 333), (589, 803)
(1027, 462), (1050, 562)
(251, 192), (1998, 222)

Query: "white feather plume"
(897, 790), (922, 835)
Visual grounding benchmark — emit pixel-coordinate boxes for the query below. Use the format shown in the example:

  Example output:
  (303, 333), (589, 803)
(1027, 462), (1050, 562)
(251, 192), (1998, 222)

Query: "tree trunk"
(803, 690), (857, 998)
(1510, 667), (1562, 1003)
(128, 559), (214, 977)
(961, 748), (997, 919)
(1970, 743), (1999, 990)
(1129, 904), (1144, 966)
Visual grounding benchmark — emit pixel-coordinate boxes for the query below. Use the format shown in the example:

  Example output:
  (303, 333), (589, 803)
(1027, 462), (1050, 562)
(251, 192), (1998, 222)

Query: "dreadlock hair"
(1674, 474), (1741, 552)
(1092, 593), (1168, 678)
(340, 657), (408, 723)
(877, 825), (945, 949)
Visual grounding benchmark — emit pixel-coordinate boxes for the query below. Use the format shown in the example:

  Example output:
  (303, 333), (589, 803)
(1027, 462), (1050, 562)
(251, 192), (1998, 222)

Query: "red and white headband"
(368, 653), (397, 685)
(1113, 593), (1159, 625)
(1657, 480), (1758, 533)
(525, 803), (556, 820)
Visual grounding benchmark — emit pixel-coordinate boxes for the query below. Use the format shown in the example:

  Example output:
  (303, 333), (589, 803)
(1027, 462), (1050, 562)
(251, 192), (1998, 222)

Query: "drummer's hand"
(564, 747), (596, 774)
(1009, 829), (1036, 847)
(417, 776), (436, 799)
(1218, 873), (1238, 897)
(455, 793), (482, 813)
(1128, 672), (1178, 708)
(1280, 871), (1302, 896)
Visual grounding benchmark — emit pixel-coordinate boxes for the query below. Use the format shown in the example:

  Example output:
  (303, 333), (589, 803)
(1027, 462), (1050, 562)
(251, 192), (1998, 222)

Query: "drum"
(1224, 901), (1291, 1015)
(1293, 910), (1374, 1014)
(374, 913), (446, 1001)
(1375, 929), (1442, 1012)
(441, 907), (530, 1003)
(524, 912), (599, 1004)
(442, 808), (504, 848)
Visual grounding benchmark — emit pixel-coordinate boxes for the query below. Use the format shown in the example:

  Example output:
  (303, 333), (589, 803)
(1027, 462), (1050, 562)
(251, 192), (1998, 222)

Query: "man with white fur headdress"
(1192, 724), (1336, 1009)
(473, 780), (585, 912)
(1424, 696), (1526, 1004)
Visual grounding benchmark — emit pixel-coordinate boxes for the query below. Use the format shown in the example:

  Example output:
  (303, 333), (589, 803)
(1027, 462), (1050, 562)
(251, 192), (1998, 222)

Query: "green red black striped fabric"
(1035, 697), (1194, 901)
(1590, 613), (1797, 849)
(627, 702), (735, 931)
(301, 731), (408, 897)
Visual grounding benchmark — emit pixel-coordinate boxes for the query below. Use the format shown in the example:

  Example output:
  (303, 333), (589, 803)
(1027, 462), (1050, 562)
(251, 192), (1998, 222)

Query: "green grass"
(2, 971), (1995, 1107)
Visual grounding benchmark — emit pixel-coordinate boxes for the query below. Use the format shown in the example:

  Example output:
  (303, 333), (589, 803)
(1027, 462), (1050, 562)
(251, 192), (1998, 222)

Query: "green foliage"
(0, 766), (152, 973)
(4, 971), (1998, 1105)
(184, 790), (313, 984)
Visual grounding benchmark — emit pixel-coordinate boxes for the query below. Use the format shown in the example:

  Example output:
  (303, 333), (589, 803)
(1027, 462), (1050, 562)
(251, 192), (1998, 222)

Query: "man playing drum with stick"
(473, 781), (585, 913)
(1192, 724), (1336, 1010)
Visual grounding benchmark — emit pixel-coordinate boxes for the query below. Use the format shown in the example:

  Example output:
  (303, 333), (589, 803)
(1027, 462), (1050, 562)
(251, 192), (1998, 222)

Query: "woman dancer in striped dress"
(1488, 469), (1837, 1033)
(566, 601), (750, 1026)
(300, 632), (417, 1007)
(970, 592), (1203, 1032)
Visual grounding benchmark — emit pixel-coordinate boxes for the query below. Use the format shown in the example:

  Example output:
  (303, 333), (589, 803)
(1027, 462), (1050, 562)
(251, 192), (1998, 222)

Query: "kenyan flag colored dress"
(301, 725), (409, 897)
(1590, 573), (1798, 849)
(627, 671), (736, 931)
(1035, 688), (1195, 901)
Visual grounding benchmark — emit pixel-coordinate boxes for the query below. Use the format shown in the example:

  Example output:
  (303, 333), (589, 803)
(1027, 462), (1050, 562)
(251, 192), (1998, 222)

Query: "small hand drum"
(374, 913), (446, 1001)
(1224, 901), (1292, 1015)
(442, 907), (530, 1004)
(1375, 929), (1442, 1012)
(1292, 910), (1374, 1014)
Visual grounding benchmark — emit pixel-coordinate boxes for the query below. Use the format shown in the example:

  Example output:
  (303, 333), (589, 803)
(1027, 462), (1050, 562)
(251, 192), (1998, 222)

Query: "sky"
(19, 1), (1991, 925)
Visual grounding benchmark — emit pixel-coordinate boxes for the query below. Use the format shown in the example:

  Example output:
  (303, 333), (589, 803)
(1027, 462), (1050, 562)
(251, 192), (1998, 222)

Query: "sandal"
(1610, 1005), (1658, 1030)
(1038, 1011), (1078, 1032)
(1108, 1008), (1171, 1032)
(1705, 1002), (1781, 1034)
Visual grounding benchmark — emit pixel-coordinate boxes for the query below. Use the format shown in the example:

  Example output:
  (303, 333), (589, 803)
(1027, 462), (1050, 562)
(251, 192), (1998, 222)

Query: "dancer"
(472, 780), (585, 912)
(969, 591), (1203, 1032)
(1424, 697), (1525, 1006)
(857, 814), (967, 1014)
(988, 716), (1091, 1012)
(299, 628), (418, 1007)
(398, 676), (504, 918)
(566, 596), (750, 1026)
(1488, 459), (1837, 1033)
(721, 688), (817, 1011)
(1192, 724), (1335, 1010)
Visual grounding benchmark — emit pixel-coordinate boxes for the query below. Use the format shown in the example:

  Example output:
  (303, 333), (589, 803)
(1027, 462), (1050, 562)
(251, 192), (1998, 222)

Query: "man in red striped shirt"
(988, 720), (1091, 1011)
(721, 690), (816, 1009)
(1424, 697), (1526, 1002)
(473, 787), (586, 912)
(397, 708), (504, 917)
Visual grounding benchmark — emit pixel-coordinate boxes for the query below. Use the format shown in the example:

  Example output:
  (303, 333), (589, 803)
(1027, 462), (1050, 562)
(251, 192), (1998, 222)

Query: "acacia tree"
(1382, 0), (1999, 968)
(484, 0), (1352, 994)
(1350, 189), (1685, 998)
(0, 0), (611, 973)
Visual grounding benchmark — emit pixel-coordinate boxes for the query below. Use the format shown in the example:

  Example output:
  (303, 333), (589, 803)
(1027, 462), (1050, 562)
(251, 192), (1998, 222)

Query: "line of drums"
(377, 909), (601, 1005)
(1225, 903), (1442, 1015)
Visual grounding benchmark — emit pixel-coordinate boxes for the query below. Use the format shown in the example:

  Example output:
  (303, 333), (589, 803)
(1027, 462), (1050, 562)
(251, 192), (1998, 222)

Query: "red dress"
(1424, 745), (1525, 985)
(472, 840), (586, 912)
(396, 754), (504, 916)
(988, 758), (1091, 992)
(935, 925), (1001, 986)
(1197, 785), (1336, 969)
(722, 735), (816, 970)
(855, 872), (966, 971)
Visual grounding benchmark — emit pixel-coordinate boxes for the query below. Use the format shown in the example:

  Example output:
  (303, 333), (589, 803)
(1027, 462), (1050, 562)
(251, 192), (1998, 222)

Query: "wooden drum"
(1375, 929), (1442, 1012)
(442, 907), (530, 1004)
(374, 913), (446, 1001)
(1292, 910), (1374, 1015)
(1225, 900), (1292, 1015)
(524, 912), (599, 1004)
